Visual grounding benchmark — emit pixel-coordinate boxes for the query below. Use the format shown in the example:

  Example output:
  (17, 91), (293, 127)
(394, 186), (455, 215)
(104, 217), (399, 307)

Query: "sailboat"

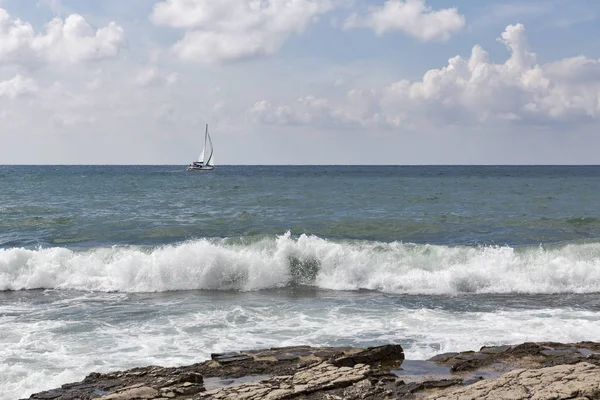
(187, 124), (215, 171)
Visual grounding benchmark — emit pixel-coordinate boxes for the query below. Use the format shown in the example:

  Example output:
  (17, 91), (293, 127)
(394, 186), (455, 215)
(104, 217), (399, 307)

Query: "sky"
(0, 0), (599, 165)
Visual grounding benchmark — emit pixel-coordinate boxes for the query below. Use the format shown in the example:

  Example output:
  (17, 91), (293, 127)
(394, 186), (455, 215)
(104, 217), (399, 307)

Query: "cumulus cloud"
(343, 0), (465, 41)
(0, 74), (38, 99)
(382, 23), (600, 122)
(249, 24), (600, 128)
(151, 0), (338, 63)
(0, 8), (125, 65)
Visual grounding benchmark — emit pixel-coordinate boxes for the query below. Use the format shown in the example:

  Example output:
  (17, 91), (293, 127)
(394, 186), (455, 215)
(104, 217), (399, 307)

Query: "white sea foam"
(3, 297), (600, 400)
(2, 232), (600, 293)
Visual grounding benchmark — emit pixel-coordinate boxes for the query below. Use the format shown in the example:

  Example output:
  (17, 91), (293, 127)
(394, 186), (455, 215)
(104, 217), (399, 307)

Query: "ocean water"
(2, 165), (600, 399)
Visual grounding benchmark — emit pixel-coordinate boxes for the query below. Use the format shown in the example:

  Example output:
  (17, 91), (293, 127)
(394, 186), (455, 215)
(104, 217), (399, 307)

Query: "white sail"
(205, 128), (214, 166)
(198, 124), (208, 162)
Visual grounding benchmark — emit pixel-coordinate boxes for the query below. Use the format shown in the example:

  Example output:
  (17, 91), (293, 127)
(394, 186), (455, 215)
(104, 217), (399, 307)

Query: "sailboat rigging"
(187, 124), (215, 171)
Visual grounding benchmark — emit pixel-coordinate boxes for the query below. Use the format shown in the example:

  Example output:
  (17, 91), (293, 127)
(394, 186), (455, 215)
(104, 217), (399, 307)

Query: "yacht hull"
(187, 165), (214, 171)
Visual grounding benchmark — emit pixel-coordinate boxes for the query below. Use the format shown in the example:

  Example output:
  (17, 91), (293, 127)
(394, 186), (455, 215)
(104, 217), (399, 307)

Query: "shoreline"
(25, 341), (600, 400)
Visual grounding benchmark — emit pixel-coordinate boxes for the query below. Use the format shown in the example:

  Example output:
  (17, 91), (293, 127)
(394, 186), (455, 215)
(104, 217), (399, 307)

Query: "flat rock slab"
(333, 344), (405, 367)
(28, 392), (62, 400)
(98, 386), (159, 400)
(428, 341), (600, 374)
(428, 362), (600, 400)
(198, 362), (371, 400)
(213, 355), (254, 364)
(429, 353), (459, 362)
(479, 346), (511, 355)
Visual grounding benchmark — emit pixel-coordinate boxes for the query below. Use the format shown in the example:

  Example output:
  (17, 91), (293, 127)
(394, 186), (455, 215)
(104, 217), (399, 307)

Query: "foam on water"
(2, 232), (600, 294)
(3, 291), (600, 400)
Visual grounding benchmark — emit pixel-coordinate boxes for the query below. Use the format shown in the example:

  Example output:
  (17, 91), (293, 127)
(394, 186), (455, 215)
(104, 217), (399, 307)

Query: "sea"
(2, 165), (600, 399)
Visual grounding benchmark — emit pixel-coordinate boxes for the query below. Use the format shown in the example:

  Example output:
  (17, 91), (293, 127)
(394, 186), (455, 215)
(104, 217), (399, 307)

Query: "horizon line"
(2, 164), (600, 167)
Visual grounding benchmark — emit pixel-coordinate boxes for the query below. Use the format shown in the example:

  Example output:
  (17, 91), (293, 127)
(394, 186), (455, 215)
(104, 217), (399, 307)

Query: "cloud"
(343, 0), (465, 41)
(0, 8), (125, 65)
(151, 0), (339, 63)
(247, 91), (394, 128)
(134, 66), (178, 86)
(248, 100), (301, 125)
(249, 24), (600, 128)
(382, 23), (600, 122)
(0, 74), (38, 99)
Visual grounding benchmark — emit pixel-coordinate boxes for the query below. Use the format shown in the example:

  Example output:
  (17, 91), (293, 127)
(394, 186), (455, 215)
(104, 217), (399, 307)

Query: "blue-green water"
(2, 165), (600, 249)
(2, 166), (600, 399)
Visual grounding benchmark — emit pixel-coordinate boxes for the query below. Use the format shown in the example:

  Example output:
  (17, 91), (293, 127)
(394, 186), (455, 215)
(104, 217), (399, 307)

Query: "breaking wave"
(2, 232), (600, 294)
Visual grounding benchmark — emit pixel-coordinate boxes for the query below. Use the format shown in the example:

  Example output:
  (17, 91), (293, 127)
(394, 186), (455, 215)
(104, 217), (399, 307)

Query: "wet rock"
(577, 341), (600, 352)
(462, 376), (484, 385)
(313, 350), (344, 358)
(30, 391), (62, 399)
(428, 352), (459, 362)
(98, 386), (158, 399)
(454, 353), (488, 361)
(479, 345), (511, 354)
(541, 348), (579, 357)
(332, 344), (404, 368)
(441, 352), (492, 372)
(586, 353), (600, 366)
(542, 354), (586, 367)
(422, 379), (462, 389)
(450, 359), (486, 372)
(172, 373), (203, 385)
(396, 382), (424, 394)
(506, 342), (544, 356)
(210, 352), (239, 360)
(211, 354), (254, 364)
(275, 355), (299, 362)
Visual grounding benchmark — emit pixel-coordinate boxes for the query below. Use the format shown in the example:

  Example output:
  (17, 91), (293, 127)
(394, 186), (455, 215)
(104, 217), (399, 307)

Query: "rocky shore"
(26, 342), (600, 400)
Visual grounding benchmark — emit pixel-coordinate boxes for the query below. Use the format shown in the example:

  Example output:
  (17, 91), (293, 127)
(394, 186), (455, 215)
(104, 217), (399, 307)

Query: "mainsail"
(198, 124), (208, 163)
(205, 127), (214, 166)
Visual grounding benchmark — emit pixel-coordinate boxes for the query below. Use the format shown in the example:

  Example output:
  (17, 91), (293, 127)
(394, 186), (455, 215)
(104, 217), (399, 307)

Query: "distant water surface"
(1, 165), (600, 399)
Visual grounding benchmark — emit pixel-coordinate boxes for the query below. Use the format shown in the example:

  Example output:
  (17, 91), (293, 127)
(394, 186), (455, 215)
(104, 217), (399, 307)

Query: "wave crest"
(2, 233), (600, 294)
